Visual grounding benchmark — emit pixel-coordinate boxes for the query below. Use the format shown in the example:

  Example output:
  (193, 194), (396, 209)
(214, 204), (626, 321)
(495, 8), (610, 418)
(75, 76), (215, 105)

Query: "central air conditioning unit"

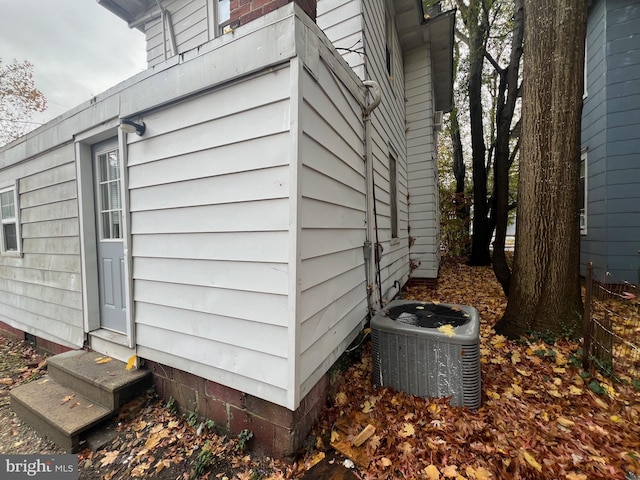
(372, 300), (481, 409)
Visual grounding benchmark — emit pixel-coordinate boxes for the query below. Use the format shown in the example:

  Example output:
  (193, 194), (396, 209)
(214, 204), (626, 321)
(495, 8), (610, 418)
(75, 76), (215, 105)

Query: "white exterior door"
(93, 139), (126, 333)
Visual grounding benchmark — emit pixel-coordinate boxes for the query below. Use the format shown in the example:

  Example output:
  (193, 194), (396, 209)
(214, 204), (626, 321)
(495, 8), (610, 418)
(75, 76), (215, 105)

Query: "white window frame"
(208, 0), (232, 37)
(580, 149), (588, 235)
(0, 181), (22, 256)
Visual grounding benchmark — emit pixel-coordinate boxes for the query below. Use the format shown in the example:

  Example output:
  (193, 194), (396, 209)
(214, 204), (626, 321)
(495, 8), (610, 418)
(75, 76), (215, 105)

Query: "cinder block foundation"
(146, 360), (330, 458)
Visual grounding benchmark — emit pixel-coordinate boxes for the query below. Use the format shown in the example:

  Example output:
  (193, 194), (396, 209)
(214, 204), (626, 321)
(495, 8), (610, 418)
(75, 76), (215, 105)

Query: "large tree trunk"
(467, 0), (491, 266)
(494, 0), (586, 338)
(491, 0), (524, 296)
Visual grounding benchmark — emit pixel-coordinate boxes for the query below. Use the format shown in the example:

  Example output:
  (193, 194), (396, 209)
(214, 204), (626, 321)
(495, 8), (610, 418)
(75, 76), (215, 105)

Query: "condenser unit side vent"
(372, 300), (481, 409)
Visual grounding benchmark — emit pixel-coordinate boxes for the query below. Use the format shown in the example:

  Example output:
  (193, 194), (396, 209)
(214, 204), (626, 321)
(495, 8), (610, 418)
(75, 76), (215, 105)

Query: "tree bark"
(467, 0), (492, 266)
(494, 0), (586, 338)
(491, 0), (524, 296)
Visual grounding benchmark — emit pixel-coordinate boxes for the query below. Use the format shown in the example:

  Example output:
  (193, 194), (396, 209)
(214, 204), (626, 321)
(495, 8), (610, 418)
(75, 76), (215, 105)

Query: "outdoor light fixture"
(119, 118), (146, 136)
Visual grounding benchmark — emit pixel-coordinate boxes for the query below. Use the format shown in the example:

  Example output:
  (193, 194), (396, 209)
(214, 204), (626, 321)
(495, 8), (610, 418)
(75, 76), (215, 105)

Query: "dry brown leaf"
(442, 465), (458, 478)
(424, 464), (440, 480)
(398, 422), (415, 437)
(100, 451), (119, 467)
(521, 450), (542, 473)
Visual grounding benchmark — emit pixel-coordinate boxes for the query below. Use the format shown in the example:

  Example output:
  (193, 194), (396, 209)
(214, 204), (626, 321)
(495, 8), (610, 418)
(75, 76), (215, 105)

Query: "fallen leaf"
(399, 423), (415, 437)
(380, 457), (392, 468)
(566, 473), (587, 480)
(522, 450), (542, 472)
(94, 357), (113, 364)
(155, 459), (171, 474)
(335, 392), (348, 406)
(309, 451), (325, 466)
(438, 324), (456, 337)
(442, 465), (458, 478)
(424, 464), (440, 480)
(126, 355), (137, 371)
(100, 451), (119, 467)
(557, 417), (575, 427)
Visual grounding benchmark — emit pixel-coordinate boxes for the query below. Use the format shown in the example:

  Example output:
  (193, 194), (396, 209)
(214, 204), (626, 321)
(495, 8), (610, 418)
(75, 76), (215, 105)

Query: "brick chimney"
(230, 0), (317, 27)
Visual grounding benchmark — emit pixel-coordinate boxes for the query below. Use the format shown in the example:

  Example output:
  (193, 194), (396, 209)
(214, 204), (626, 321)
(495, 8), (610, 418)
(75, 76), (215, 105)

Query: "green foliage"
(235, 429), (254, 453)
(165, 396), (177, 413)
(186, 411), (198, 428)
(439, 189), (471, 258)
(588, 379), (607, 396)
(189, 441), (215, 480)
(632, 378), (640, 391)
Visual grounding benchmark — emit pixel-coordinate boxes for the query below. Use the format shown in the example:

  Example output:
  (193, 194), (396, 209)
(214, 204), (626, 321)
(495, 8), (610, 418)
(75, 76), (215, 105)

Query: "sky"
(0, 0), (148, 126)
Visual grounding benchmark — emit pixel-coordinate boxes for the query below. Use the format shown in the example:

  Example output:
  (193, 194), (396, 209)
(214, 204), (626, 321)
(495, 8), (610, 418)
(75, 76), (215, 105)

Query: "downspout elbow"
(363, 80), (381, 117)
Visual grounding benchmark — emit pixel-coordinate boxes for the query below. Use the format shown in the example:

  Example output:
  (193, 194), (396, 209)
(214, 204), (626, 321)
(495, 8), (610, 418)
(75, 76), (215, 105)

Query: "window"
(96, 149), (123, 240)
(580, 150), (587, 235)
(0, 184), (20, 254)
(218, 0), (231, 34)
(389, 154), (398, 239)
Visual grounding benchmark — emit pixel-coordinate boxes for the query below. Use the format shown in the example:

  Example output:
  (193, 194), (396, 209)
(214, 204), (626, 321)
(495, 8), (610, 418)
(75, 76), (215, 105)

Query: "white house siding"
(405, 46), (439, 278)
(317, 0), (365, 79)
(363, 0), (411, 298)
(0, 143), (84, 348)
(129, 65), (294, 408)
(145, 0), (209, 67)
(297, 57), (367, 399)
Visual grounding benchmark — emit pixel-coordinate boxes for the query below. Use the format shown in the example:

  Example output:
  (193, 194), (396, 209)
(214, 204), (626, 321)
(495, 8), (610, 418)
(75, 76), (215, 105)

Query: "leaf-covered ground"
(309, 259), (640, 479)
(2, 259), (639, 479)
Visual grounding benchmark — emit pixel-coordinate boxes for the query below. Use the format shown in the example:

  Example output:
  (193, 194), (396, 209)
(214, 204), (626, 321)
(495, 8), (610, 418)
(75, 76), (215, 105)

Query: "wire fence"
(583, 262), (640, 382)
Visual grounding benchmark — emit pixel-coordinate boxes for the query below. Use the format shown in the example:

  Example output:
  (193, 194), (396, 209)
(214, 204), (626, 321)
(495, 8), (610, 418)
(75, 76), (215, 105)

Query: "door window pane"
(96, 148), (123, 240)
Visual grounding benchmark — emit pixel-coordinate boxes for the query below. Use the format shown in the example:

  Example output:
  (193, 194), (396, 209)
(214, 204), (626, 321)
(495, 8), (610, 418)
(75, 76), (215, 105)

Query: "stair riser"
(48, 363), (151, 410)
(11, 396), (79, 452)
(48, 364), (117, 410)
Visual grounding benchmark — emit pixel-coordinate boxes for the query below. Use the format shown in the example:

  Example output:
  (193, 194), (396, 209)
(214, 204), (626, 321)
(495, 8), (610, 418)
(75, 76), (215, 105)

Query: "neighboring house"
(0, 0), (453, 456)
(581, 0), (640, 283)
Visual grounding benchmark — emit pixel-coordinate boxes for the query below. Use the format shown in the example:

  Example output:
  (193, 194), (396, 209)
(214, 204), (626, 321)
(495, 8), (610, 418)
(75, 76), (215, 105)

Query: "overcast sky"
(0, 0), (147, 126)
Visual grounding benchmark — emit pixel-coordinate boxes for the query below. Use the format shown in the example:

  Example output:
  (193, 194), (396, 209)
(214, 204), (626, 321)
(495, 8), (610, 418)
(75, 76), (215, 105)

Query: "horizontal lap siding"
(0, 143), (84, 347)
(298, 60), (366, 398)
(604, 0), (640, 281)
(145, 0), (209, 67)
(583, 0), (640, 281)
(581, 0), (607, 276)
(405, 46), (438, 278)
(364, 0), (410, 296)
(317, 0), (365, 79)
(129, 68), (293, 407)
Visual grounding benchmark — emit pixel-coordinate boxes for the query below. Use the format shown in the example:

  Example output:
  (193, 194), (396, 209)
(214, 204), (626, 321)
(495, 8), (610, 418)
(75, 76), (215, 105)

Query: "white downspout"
(363, 80), (382, 314)
(155, 0), (177, 59)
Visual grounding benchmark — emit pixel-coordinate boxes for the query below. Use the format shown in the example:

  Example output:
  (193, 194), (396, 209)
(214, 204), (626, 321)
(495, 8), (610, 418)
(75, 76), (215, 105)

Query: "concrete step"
(10, 376), (112, 453)
(47, 350), (151, 411)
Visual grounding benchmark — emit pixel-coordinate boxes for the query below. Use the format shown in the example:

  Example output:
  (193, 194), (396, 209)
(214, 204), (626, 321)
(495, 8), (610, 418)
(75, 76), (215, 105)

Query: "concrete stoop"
(10, 350), (151, 452)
